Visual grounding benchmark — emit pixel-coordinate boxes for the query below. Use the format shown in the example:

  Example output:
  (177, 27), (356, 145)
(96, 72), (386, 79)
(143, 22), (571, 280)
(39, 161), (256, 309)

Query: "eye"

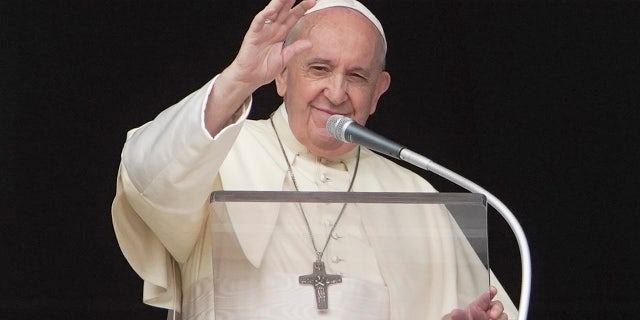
(307, 64), (331, 77)
(348, 72), (368, 82)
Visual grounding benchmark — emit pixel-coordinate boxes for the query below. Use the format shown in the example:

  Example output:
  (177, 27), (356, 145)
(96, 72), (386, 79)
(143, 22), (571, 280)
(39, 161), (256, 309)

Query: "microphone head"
(326, 114), (354, 141)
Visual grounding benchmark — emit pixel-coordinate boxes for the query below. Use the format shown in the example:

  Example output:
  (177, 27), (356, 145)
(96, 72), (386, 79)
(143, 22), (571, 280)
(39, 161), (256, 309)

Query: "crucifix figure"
(299, 261), (342, 310)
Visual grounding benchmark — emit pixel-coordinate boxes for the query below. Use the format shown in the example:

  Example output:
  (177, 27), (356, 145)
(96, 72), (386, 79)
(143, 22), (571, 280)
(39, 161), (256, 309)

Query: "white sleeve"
(121, 75), (251, 212)
(112, 76), (251, 311)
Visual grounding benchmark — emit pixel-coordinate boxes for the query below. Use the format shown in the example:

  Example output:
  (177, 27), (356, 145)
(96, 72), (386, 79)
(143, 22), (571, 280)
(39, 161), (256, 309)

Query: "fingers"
(489, 285), (498, 299)
(488, 300), (505, 319)
(262, 0), (296, 22)
(253, 0), (314, 31)
(475, 289), (493, 311)
(246, 0), (317, 62)
(283, 0), (316, 26)
(281, 38), (311, 62)
(448, 287), (506, 320)
(487, 286), (507, 320)
(250, 0), (289, 32)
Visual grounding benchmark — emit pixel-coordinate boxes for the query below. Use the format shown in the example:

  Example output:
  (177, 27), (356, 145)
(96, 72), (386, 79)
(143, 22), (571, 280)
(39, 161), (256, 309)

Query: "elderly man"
(112, 0), (518, 319)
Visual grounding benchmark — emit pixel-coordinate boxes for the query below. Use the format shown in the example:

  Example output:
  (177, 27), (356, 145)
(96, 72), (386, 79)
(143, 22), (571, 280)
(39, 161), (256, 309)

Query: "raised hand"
(228, 0), (317, 89)
(204, 0), (316, 136)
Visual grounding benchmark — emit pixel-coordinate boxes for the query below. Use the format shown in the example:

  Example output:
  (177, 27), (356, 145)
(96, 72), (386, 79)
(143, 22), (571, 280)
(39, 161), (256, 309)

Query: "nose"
(323, 75), (348, 106)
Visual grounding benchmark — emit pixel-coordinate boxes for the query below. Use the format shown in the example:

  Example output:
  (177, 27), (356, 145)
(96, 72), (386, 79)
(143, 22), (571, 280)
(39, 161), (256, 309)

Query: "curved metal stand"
(400, 149), (531, 320)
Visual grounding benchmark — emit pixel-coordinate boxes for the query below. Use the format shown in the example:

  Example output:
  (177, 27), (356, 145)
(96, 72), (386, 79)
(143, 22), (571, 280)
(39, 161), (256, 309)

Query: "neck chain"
(271, 117), (360, 310)
(270, 117), (360, 262)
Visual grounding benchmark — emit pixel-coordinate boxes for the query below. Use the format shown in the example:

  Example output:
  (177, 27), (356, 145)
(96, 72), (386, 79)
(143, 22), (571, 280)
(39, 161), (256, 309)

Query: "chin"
(311, 140), (355, 158)
(302, 124), (351, 156)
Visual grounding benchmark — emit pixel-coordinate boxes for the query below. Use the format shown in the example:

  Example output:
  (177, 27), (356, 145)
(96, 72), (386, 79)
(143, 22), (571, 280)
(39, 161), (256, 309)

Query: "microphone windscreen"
(326, 114), (354, 141)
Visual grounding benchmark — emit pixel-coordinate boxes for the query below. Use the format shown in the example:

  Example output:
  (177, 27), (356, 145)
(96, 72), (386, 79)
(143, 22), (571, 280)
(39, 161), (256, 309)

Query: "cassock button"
(331, 256), (343, 263)
(320, 173), (329, 183)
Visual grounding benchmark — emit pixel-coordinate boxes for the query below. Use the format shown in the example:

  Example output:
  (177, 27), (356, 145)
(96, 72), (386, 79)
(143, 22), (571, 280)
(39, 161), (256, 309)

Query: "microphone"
(326, 114), (531, 320)
(326, 114), (405, 158)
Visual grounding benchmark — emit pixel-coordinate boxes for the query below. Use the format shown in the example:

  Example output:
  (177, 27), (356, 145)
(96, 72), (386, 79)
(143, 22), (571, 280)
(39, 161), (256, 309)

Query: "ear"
(275, 68), (288, 97)
(369, 71), (391, 115)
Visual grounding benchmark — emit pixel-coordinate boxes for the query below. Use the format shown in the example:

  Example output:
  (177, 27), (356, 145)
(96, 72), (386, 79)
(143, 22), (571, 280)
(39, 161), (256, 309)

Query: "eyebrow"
(306, 58), (372, 76)
(307, 58), (333, 66)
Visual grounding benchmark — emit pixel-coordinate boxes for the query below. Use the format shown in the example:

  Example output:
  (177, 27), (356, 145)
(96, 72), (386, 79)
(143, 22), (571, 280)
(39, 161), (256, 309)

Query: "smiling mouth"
(312, 105), (348, 117)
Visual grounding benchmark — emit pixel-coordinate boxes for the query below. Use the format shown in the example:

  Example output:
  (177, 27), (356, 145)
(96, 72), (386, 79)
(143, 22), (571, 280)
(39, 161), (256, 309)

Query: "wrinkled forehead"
(305, 0), (386, 52)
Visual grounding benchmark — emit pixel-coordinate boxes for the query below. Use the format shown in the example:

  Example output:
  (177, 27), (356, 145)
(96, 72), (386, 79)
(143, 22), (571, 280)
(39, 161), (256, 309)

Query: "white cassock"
(112, 76), (518, 320)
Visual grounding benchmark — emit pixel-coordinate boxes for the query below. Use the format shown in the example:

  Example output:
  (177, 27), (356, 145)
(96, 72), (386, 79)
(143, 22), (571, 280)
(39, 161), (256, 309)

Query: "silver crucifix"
(299, 260), (342, 309)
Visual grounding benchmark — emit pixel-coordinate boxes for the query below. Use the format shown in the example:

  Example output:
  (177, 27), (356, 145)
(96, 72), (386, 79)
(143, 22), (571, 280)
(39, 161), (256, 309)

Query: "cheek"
(350, 90), (377, 117)
(288, 81), (320, 106)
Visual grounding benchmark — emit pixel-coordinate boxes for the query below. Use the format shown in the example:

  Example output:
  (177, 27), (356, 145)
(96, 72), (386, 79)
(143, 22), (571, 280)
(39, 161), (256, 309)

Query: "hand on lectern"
(445, 286), (508, 320)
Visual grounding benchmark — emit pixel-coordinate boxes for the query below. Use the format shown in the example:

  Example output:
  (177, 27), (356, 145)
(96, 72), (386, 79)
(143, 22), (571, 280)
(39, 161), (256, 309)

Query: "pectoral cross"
(299, 260), (342, 310)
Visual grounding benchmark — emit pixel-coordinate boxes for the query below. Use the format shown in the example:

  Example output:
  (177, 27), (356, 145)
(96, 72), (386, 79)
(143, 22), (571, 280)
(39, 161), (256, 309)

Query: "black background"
(3, 0), (639, 318)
